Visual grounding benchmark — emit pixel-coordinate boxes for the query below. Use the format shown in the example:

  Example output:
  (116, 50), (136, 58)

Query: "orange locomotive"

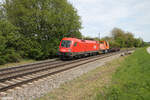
(99, 41), (110, 53)
(58, 37), (110, 59)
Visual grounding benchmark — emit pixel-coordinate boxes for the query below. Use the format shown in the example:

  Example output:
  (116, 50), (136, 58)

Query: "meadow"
(96, 48), (150, 100)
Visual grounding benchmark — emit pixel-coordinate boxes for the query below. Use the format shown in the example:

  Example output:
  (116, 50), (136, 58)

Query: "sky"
(0, 0), (149, 42)
(68, 0), (150, 42)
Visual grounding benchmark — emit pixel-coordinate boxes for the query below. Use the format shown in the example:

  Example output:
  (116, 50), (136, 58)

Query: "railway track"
(0, 58), (59, 72)
(0, 49), (134, 93)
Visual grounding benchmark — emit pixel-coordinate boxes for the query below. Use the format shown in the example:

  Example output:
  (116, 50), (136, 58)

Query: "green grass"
(95, 48), (150, 100)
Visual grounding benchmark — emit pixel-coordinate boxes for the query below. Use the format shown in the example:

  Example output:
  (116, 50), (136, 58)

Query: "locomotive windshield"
(61, 40), (71, 48)
(100, 41), (104, 44)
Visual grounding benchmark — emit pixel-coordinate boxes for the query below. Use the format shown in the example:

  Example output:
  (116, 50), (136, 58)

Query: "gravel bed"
(1, 53), (122, 100)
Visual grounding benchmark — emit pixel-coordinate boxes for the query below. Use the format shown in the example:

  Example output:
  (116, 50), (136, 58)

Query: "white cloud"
(0, 0), (149, 41)
(69, 0), (150, 42)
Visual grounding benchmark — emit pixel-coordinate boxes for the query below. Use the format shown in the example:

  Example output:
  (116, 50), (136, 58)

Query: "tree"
(111, 28), (126, 47)
(124, 32), (134, 47)
(0, 3), (5, 19)
(110, 28), (144, 48)
(2, 0), (82, 59)
(3, 0), (81, 38)
(0, 20), (21, 64)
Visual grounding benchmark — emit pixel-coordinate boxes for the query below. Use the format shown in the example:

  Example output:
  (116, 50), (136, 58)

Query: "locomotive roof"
(62, 37), (98, 43)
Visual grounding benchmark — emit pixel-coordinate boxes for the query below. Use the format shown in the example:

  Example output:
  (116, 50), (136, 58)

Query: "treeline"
(84, 28), (148, 48)
(0, 0), (82, 65)
(105, 28), (148, 48)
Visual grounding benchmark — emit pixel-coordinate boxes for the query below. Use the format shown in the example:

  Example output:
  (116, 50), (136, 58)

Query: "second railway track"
(0, 49), (134, 93)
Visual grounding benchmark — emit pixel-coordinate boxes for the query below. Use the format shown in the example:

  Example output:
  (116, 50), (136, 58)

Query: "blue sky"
(0, 0), (149, 42)
(68, 0), (150, 42)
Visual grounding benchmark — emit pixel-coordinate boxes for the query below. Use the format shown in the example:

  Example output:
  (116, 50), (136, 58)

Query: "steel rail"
(0, 49), (134, 92)
(0, 54), (105, 82)
(0, 59), (58, 72)
(0, 60), (63, 77)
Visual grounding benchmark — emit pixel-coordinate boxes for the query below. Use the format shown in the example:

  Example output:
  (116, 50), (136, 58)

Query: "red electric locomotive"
(58, 37), (100, 58)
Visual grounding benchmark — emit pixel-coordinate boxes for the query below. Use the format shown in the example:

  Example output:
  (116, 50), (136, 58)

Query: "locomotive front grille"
(59, 52), (72, 57)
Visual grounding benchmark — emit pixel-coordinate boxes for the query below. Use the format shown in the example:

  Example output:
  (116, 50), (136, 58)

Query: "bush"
(0, 50), (22, 65)
(4, 49), (22, 63)
(28, 49), (43, 60)
(7, 53), (21, 62)
(0, 56), (6, 65)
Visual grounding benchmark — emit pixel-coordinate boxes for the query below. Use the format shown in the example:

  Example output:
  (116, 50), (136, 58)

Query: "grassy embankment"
(38, 48), (150, 100)
(96, 47), (150, 100)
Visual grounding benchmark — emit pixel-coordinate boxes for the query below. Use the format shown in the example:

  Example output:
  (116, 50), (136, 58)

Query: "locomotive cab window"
(61, 40), (71, 48)
(100, 41), (104, 44)
(74, 42), (77, 46)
